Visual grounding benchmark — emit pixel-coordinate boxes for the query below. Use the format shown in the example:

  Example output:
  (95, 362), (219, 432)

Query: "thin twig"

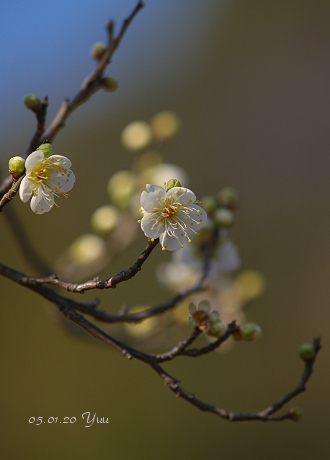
(0, 177), (22, 212)
(25, 96), (49, 157)
(0, 0), (144, 203)
(2, 205), (52, 274)
(26, 238), (159, 293)
(0, 259), (321, 422)
(43, 0), (144, 143)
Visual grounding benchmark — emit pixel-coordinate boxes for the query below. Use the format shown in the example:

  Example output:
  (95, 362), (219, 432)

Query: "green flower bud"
(299, 343), (315, 361)
(289, 407), (302, 422)
(207, 319), (227, 338)
(8, 156), (25, 179)
(37, 143), (53, 158)
(166, 179), (181, 190)
(103, 77), (118, 92)
(214, 207), (234, 228)
(241, 323), (262, 342)
(200, 195), (218, 214)
(217, 187), (239, 211)
(90, 42), (106, 60)
(23, 94), (40, 113)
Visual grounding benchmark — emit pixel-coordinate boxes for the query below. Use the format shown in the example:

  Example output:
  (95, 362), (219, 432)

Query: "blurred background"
(0, 0), (329, 458)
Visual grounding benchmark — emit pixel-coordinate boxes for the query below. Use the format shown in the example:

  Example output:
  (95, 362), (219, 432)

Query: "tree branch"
(43, 0), (144, 143)
(0, 0), (144, 203)
(24, 238), (159, 293)
(0, 258), (321, 422)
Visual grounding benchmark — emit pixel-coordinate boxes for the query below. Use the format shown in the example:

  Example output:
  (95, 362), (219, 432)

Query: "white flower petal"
(166, 186), (196, 205)
(19, 176), (32, 202)
(189, 302), (197, 315)
(48, 170), (75, 193)
(140, 214), (164, 239)
(25, 150), (44, 170)
(179, 205), (207, 231)
(49, 155), (72, 168)
(141, 185), (166, 212)
(159, 231), (184, 251)
(30, 187), (54, 214)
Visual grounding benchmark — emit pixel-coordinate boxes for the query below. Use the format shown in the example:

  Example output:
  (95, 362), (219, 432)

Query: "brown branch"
(0, 1), (144, 203)
(0, 259), (321, 422)
(25, 96), (49, 157)
(0, 176), (23, 212)
(72, 283), (204, 323)
(25, 238), (159, 293)
(155, 321), (238, 363)
(43, 0), (144, 143)
(152, 337), (321, 422)
(2, 205), (52, 274)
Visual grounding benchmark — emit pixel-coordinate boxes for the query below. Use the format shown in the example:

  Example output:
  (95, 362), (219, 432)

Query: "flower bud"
(166, 179), (181, 190)
(23, 94), (41, 113)
(299, 343), (315, 361)
(214, 207), (234, 228)
(217, 187), (239, 211)
(37, 143), (53, 158)
(8, 156), (25, 180)
(207, 319), (227, 338)
(241, 323), (262, 341)
(288, 407), (302, 422)
(200, 195), (218, 214)
(90, 42), (106, 60)
(103, 77), (118, 92)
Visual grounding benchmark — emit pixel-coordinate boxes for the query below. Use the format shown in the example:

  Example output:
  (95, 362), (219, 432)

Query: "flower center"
(35, 168), (48, 182)
(161, 205), (177, 219)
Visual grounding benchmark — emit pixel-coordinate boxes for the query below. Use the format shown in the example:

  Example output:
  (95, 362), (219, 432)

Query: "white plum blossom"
(19, 150), (75, 214)
(139, 184), (207, 251)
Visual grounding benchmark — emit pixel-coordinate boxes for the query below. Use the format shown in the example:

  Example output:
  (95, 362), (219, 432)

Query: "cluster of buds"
(189, 300), (226, 339)
(232, 322), (262, 342)
(90, 42), (118, 92)
(201, 186), (239, 230)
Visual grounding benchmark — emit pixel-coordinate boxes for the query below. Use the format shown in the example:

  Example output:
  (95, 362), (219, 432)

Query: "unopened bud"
(299, 343), (315, 361)
(166, 179), (181, 190)
(207, 319), (227, 338)
(241, 323), (262, 342)
(103, 77), (118, 92)
(288, 407), (302, 422)
(91, 42), (106, 60)
(214, 207), (234, 228)
(217, 187), (239, 211)
(23, 94), (40, 113)
(9, 156), (25, 180)
(37, 143), (53, 158)
(200, 195), (218, 214)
